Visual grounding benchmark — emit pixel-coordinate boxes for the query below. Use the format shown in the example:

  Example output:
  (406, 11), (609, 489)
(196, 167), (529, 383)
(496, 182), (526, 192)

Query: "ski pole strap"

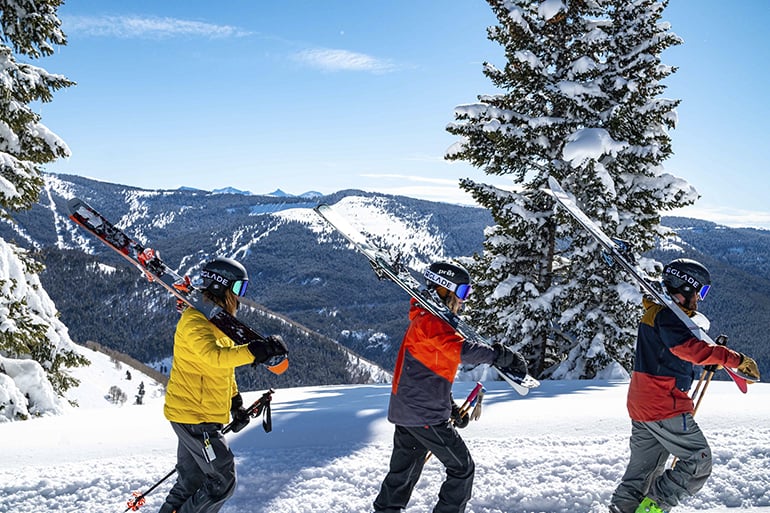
(249, 389), (273, 433)
(262, 398), (272, 433)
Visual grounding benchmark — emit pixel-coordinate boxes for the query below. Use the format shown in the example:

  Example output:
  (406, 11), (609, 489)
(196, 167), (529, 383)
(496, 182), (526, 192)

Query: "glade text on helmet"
(663, 267), (704, 291)
(201, 269), (232, 287)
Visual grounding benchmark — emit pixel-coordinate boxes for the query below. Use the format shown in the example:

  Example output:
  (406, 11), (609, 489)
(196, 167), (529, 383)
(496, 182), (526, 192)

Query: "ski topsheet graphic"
(545, 176), (754, 392)
(314, 203), (540, 395)
(67, 198), (288, 375)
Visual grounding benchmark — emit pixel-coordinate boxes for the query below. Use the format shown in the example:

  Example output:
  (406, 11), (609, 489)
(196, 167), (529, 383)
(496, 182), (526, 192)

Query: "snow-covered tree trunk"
(447, 0), (697, 379)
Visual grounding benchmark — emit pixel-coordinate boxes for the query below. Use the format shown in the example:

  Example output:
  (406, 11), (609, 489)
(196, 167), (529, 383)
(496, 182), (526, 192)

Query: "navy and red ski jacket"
(626, 298), (742, 422)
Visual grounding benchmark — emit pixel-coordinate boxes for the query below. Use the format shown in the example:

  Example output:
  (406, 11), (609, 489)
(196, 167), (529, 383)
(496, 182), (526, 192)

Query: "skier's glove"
(248, 334), (288, 364)
(230, 393), (250, 433)
(450, 402), (470, 429)
(493, 343), (528, 376)
(737, 354), (760, 382)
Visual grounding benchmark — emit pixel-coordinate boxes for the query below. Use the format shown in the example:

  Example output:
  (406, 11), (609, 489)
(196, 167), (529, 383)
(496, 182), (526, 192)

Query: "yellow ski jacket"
(164, 307), (255, 425)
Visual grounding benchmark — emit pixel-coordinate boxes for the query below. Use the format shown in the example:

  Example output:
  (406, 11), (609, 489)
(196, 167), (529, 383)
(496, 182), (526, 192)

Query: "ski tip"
(266, 357), (289, 375)
(723, 367), (753, 393)
(726, 367), (760, 383)
(547, 175), (562, 192)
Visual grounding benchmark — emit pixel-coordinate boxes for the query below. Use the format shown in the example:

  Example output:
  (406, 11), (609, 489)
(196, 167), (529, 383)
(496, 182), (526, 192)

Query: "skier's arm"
(658, 309), (742, 368)
(669, 338), (742, 368)
(460, 340), (496, 366)
(183, 311), (255, 368)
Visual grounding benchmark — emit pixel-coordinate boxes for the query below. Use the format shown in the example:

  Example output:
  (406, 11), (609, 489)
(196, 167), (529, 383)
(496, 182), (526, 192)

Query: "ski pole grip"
(703, 334), (729, 373)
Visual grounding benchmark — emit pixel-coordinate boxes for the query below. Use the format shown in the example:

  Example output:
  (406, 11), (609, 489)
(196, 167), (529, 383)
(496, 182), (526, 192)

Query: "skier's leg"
(373, 425), (429, 513)
(646, 414), (712, 512)
(163, 423), (206, 511)
(171, 423), (237, 513)
(611, 421), (670, 513)
(409, 422), (474, 513)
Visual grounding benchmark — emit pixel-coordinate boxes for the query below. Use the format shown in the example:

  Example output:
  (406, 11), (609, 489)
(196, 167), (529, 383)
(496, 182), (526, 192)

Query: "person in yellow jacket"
(158, 257), (287, 513)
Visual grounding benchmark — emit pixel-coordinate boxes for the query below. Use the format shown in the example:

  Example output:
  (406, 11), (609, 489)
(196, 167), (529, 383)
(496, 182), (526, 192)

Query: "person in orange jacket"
(373, 261), (527, 513)
(158, 257), (287, 513)
(610, 258), (760, 513)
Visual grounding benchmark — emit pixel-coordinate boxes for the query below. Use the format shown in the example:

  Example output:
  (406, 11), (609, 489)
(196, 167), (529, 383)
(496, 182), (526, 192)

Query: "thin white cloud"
(670, 205), (770, 230)
(62, 15), (251, 39)
(361, 173), (460, 186)
(292, 48), (397, 73)
(372, 184), (478, 206)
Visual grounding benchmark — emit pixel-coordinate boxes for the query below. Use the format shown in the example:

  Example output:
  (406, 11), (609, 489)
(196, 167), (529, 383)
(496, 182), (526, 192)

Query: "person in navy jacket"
(610, 259), (760, 513)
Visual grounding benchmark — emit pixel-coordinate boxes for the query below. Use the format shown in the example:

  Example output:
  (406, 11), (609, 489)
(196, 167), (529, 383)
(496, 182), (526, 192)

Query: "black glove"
(248, 334), (288, 364)
(230, 393), (250, 433)
(493, 343), (528, 376)
(450, 402), (470, 429)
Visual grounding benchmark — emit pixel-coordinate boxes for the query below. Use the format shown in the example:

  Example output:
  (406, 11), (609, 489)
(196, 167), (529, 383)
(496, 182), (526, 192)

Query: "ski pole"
(691, 366), (717, 417)
(670, 335), (727, 469)
(425, 382), (483, 463)
(124, 389), (274, 511)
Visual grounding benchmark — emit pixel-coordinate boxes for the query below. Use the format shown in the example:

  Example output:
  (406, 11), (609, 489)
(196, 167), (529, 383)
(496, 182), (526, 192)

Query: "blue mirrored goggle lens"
(697, 284), (710, 301)
(231, 279), (248, 297)
(454, 283), (472, 301)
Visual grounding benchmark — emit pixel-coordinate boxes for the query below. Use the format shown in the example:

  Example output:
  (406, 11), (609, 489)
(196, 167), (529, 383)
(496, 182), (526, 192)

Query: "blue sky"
(38, 1), (769, 228)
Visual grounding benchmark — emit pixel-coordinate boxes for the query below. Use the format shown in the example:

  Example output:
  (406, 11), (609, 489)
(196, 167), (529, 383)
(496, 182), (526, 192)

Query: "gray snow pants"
(373, 422), (475, 513)
(610, 413), (712, 513)
(161, 422), (237, 513)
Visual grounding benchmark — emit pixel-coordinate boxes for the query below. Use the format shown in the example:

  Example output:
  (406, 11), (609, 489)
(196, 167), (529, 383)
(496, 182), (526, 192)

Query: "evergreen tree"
(447, 0), (697, 378)
(0, 0), (87, 404)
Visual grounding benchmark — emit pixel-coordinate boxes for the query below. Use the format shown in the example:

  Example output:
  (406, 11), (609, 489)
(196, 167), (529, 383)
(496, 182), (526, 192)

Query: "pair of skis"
(545, 176), (756, 392)
(67, 198), (288, 375)
(314, 204), (541, 395)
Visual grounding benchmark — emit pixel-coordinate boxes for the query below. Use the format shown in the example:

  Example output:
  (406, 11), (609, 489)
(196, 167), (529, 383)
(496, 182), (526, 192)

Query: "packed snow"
(1, 345), (768, 513)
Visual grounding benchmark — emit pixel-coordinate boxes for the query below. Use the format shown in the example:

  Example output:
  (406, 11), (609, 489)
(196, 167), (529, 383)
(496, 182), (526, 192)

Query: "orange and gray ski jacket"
(387, 298), (496, 427)
(164, 307), (255, 425)
(626, 298), (742, 422)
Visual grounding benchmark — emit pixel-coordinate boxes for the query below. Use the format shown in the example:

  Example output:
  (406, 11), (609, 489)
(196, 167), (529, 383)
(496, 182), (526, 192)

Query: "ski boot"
(635, 497), (666, 513)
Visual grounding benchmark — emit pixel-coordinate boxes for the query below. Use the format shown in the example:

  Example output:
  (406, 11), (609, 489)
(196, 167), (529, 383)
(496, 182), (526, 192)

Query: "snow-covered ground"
(1, 345), (768, 513)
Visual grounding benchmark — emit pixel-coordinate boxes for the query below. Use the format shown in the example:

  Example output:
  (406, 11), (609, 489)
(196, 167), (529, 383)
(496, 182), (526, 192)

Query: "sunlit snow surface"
(1, 364), (768, 513)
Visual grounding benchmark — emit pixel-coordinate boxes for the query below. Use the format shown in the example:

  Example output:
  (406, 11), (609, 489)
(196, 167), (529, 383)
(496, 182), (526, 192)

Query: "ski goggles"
(424, 269), (473, 300)
(231, 279), (249, 297)
(453, 283), (473, 301)
(697, 284), (710, 301)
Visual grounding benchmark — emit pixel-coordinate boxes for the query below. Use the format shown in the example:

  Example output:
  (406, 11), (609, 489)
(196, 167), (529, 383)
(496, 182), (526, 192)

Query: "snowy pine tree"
(447, 0), (698, 378)
(458, 181), (560, 377)
(0, 0), (87, 415)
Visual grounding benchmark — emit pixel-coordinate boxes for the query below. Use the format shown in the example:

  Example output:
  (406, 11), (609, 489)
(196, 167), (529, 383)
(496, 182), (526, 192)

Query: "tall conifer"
(0, 0), (87, 405)
(448, 0), (696, 378)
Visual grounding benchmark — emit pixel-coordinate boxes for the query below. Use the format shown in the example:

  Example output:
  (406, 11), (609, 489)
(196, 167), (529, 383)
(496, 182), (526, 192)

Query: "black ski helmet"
(662, 258), (711, 300)
(424, 261), (473, 300)
(200, 257), (249, 298)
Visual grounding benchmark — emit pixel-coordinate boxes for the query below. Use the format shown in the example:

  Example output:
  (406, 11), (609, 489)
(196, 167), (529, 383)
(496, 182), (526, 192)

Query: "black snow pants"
(161, 422), (237, 513)
(373, 422), (475, 513)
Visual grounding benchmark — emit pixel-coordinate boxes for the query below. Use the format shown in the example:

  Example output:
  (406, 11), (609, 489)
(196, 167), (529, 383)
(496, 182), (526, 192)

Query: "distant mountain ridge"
(3, 173), (767, 387)
(210, 186), (324, 199)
